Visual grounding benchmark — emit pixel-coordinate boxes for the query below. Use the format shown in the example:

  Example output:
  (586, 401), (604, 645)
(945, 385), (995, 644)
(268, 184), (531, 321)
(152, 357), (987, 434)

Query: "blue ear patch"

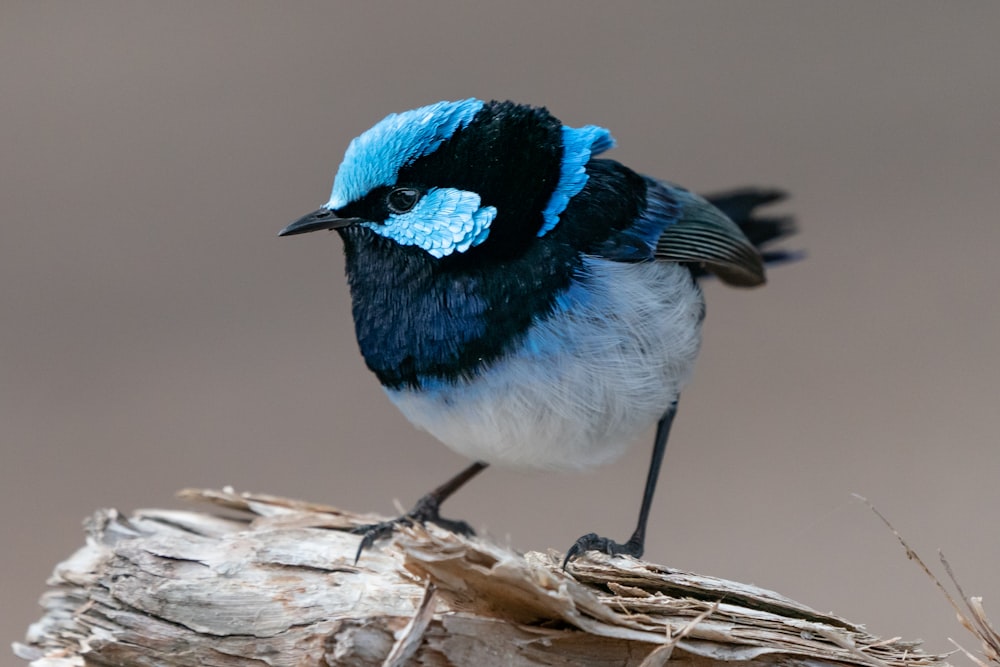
(363, 188), (496, 258)
(538, 124), (615, 236)
(327, 99), (485, 209)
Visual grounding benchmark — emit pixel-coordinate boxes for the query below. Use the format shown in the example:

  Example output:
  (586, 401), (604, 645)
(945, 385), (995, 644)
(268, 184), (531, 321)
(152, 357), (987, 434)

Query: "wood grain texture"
(16, 489), (948, 667)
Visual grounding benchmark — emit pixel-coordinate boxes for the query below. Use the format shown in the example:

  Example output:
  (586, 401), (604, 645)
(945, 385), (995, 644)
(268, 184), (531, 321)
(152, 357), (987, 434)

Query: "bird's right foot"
(349, 493), (475, 563)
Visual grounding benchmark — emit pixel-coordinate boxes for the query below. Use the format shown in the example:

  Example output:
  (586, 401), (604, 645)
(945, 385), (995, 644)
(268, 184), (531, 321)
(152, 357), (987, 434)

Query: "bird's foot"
(562, 532), (643, 569)
(350, 494), (475, 563)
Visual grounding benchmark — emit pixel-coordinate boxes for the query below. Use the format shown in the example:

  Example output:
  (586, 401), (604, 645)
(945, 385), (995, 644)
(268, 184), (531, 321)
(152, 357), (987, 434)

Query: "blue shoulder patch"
(538, 124), (615, 236)
(326, 99), (485, 209)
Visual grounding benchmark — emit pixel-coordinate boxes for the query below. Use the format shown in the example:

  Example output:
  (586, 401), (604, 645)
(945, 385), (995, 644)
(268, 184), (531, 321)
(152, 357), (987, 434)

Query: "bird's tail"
(705, 188), (799, 267)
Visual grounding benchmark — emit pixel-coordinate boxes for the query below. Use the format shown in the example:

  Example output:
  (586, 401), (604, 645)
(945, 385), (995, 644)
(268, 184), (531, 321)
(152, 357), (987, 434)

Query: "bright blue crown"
(326, 99), (484, 210)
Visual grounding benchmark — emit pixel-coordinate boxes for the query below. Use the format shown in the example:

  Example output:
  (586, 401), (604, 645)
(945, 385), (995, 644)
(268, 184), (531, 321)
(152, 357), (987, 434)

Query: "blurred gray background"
(4, 1), (999, 657)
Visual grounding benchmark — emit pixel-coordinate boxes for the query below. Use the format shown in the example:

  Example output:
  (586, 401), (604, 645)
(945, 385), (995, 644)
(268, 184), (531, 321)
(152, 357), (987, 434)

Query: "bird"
(279, 98), (794, 565)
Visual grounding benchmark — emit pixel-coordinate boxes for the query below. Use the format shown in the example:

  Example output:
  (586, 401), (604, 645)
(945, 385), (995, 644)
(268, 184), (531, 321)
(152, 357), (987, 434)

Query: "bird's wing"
(595, 179), (792, 287)
(653, 189), (766, 287)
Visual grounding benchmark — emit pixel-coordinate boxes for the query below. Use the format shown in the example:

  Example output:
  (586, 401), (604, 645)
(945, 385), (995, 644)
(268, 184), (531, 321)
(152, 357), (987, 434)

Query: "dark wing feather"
(654, 189), (766, 287)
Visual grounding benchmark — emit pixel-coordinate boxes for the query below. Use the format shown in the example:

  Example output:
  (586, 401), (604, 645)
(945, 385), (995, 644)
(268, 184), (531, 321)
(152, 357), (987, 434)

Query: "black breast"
(340, 151), (651, 390)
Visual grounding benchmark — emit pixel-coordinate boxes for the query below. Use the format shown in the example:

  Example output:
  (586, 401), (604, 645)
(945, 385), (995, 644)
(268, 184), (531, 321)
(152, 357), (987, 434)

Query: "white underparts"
(387, 258), (704, 471)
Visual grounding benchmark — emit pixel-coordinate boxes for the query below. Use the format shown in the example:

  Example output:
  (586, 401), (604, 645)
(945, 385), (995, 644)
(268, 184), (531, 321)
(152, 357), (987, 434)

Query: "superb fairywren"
(280, 99), (794, 564)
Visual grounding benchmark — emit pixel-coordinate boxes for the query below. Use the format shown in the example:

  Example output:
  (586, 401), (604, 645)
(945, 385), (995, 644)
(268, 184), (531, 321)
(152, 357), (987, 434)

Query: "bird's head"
(280, 99), (615, 260)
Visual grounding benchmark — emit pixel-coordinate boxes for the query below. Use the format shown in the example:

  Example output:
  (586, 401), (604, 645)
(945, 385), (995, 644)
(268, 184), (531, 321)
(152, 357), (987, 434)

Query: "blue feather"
(538, 125), (616, 236)
(362, 187), (497, 258)
(327, 99), (484, 209)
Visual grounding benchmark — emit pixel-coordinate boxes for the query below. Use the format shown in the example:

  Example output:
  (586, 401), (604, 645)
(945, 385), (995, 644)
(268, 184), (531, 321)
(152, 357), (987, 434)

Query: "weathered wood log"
(15, 488), (948, 667)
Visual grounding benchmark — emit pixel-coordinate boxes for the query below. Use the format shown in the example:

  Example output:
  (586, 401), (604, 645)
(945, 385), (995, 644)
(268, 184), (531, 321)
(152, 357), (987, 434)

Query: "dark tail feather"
(705, 188), (800, 267)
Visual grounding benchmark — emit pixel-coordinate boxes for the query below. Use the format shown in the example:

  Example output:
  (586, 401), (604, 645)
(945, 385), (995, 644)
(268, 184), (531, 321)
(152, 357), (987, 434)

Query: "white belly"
(386, 258), (704, 471)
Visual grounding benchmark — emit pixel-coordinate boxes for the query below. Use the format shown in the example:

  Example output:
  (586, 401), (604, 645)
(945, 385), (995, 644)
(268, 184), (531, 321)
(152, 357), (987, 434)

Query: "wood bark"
(16, 488), (948, 667)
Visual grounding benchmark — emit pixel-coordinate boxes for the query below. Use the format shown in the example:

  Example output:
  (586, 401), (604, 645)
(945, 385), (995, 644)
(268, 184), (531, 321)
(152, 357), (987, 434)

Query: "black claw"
(562, 533), (643, 569)
(351, 519), (408, 564)
(349, 494), (475, 564)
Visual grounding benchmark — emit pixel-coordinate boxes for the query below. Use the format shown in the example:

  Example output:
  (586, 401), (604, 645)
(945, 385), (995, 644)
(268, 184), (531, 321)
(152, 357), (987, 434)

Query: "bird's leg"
(351, 460), (488, 563)
(563, 401), (678, 568)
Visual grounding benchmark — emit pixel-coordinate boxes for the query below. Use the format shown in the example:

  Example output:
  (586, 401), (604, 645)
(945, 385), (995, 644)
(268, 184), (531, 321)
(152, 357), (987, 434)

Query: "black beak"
(279, 208), (363, 237)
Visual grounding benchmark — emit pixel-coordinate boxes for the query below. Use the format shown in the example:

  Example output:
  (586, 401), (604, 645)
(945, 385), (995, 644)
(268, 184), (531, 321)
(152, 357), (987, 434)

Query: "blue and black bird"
(280, 99), (794, 564)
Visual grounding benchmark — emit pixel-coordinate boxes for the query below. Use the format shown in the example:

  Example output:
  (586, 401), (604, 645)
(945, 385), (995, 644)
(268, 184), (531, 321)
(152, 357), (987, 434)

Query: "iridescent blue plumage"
(327, 99), (484, 209)
(361, 187), (496, 258)
(281, 98), (795, 564)
(538, 124), (616, 236)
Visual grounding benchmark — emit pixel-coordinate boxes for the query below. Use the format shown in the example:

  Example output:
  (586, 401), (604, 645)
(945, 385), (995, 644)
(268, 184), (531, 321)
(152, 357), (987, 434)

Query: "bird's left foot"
(350, 494), (474, 563)
(562, 532), (643, 569)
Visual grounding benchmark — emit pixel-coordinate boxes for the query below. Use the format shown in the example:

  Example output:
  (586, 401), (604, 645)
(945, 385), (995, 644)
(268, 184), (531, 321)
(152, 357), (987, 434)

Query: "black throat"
(338, 158), (650, 390)
(338, 224), (578, 390)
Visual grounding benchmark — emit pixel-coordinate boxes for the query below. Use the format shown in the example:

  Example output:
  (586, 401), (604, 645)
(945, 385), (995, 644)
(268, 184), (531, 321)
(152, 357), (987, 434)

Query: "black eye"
(386, 187), (420, 214)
